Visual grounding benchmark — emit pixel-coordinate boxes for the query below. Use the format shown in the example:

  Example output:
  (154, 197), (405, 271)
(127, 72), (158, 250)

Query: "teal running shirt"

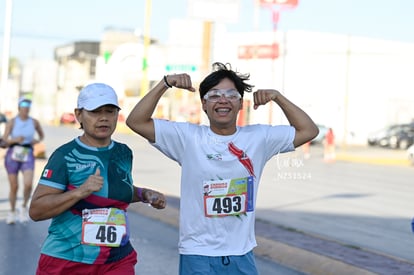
(38, 137), (135, 264)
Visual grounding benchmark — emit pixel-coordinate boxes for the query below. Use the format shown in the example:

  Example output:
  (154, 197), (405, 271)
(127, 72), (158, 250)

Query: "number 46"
(96, 225), (117, 243)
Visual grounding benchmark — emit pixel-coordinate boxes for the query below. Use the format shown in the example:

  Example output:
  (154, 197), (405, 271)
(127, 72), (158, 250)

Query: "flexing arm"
(253, 89), (319, 148)
(126, 74), (195, 143)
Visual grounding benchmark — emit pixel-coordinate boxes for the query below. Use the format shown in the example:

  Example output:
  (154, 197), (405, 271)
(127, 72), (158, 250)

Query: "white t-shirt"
(153, 119), (295, 256)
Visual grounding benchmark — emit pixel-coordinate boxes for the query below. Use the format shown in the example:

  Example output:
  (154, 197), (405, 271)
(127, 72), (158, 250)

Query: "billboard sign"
(259, 0), (298, 7)
(238, 43), (279, 59)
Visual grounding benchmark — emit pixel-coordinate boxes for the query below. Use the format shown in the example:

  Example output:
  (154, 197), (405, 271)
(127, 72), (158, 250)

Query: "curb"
(254, 236), (376, 275)
(336, 153), (411, 167)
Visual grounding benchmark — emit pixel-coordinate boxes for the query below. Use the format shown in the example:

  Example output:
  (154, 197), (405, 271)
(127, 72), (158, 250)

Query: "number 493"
(210, 195), (244, 215)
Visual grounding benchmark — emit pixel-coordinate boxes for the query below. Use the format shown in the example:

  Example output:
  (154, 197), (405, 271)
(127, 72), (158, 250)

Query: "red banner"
(259, 0), (298, 7)
(238, 43), (279, 59)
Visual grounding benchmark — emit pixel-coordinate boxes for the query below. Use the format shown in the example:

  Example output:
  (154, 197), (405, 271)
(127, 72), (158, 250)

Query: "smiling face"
(202, 78), (243, 135)
(75, 105), (119, 147)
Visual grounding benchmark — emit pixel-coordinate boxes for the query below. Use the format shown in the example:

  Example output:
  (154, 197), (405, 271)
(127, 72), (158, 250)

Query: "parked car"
(388, 125), (414, 149)
(60, 112), (77, 125)
(368, 124), (397, 147)
(408, 144), (414, 165)
(367, 124), (414, 149)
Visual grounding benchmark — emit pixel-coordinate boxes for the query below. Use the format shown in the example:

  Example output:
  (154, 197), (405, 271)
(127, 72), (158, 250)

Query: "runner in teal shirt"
(30, 83), (166, 274)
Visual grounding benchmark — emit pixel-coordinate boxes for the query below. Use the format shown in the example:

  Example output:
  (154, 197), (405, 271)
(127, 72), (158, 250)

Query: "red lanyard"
(228, 142), (256, 178)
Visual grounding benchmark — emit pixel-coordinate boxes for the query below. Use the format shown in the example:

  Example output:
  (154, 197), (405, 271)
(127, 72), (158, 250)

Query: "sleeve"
(38, 149), (68, 190)
(152, 119), (189, 164)
(264, 125), (296, 161)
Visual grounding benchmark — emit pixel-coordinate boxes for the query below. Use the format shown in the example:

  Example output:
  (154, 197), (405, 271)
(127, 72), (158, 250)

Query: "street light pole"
(140, 0), (152, 97)
(201, 21), (212, 76)
(0, 0), (13, 112)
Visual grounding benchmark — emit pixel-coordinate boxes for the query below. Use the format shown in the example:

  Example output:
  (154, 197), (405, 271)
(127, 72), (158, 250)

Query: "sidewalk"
(335, 145), (411, 166)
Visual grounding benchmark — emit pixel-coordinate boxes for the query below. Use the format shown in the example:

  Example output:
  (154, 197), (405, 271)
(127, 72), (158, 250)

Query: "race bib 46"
(81, 208), (127, 247)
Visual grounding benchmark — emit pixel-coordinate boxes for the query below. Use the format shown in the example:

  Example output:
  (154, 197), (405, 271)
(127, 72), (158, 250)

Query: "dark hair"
(199, 62), (254, 100)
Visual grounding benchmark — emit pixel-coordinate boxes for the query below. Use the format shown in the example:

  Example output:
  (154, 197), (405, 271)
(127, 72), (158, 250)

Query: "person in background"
(323, 127), (336, 162)
(1, 97), (44, 224)
(126, 62), (319, 275)
(29, 83), (166, 275)
(302, 140), (311, 159)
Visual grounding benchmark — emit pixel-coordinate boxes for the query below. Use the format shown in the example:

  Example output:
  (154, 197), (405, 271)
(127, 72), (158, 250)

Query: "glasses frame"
(203, 89), (242, 103)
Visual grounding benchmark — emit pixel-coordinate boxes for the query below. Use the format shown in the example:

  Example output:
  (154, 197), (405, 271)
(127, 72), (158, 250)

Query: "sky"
(1, 0), (414, 63)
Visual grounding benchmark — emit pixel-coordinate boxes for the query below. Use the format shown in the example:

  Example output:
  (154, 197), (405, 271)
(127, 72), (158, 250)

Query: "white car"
(408, 144), (414, 165)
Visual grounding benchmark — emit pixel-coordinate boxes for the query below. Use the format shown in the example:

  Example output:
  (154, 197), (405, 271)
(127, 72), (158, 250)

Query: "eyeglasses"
(203, 89), (241, 102)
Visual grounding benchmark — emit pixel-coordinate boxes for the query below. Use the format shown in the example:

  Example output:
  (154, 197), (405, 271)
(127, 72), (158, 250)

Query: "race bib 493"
(203, 176), (254, 217)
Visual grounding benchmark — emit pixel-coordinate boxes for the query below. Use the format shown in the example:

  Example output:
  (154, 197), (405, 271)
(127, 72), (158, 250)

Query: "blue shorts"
(179, 250), (258, 275)
(4, 147), (35, 174)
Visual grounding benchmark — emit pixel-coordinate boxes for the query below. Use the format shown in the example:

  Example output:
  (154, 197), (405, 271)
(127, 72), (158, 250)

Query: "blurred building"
(212, 29), (414, 145)
(55, 41), (99, 89)
(21, 59), (58, 124)
(10, 24), (414, 145)
(53, 41), (99, 123)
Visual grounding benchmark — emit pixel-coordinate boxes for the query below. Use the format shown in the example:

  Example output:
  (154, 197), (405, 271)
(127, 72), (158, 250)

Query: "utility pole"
(201, 21), (212, 76)
(342, 35), (351, 148)
(259, 0), (298, 124)
(0, 0), (13, 112)
(140, 0), (152, 97)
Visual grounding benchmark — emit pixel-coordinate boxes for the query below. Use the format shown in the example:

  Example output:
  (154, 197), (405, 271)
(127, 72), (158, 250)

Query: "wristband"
(163, 75), (173, 88)
(136, 187), (147, 202)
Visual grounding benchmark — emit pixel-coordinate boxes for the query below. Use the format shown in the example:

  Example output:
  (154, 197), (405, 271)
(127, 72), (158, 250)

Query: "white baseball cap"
(77, 83), (120, 111)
